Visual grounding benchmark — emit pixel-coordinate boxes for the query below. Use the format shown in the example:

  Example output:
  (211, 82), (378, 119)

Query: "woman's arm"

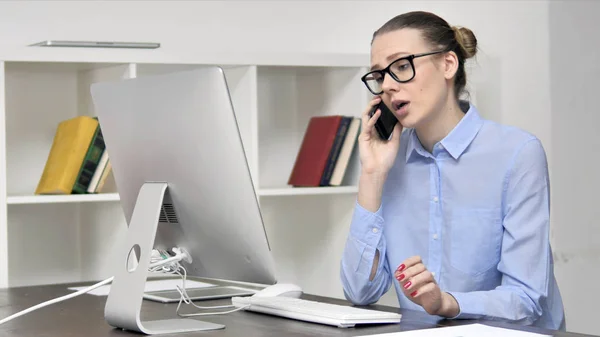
(447, 138), (554, 325)
(340, 97), (403, 305)
(340, 172), (392, 305)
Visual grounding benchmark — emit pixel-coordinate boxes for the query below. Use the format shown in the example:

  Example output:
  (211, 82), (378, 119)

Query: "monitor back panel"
(90, 67), (277, 286)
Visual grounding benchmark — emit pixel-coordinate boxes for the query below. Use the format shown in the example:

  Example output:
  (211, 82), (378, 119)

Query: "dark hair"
(372, 11), (478, 99)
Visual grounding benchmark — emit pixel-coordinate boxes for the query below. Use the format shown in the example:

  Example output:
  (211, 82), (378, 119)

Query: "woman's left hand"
(395, 256), (460, 317)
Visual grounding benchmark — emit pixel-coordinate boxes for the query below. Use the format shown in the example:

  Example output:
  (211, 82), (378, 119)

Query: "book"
(319, 116), (352, 186)
(329, 117), (360, 186)
(288, 116), (344, 187)
(94, 159), (112, 193)
(35, 116), (99, 195)
(72, 118), (106, 194)
(87, 150), (109, 193)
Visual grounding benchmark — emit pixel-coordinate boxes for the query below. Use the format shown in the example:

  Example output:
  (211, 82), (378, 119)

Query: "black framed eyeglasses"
(361, 49), (448, 95)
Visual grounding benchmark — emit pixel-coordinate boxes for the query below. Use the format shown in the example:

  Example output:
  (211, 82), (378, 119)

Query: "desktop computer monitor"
(90, 67), (277, 334)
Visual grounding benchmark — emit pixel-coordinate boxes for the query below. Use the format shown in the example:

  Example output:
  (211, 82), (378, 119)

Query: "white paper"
(68, 279), (216, 296)
(360, 323), (552, 337)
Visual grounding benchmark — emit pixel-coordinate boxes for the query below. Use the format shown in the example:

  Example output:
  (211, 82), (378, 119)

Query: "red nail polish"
(398, 264), (405, 272)
(410, 291), (417, 297)
(398, 274), (405, 281)
(403, 281), (411, 289)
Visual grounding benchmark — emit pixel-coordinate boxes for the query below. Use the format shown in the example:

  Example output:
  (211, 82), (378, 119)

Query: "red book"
(288, 115), (343, 187)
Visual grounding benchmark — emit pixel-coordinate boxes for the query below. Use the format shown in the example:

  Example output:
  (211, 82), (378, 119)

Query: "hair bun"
(452, 26), (477, 59)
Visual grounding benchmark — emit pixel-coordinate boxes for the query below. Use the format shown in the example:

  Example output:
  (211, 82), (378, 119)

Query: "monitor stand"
(104, 182), (225, 334)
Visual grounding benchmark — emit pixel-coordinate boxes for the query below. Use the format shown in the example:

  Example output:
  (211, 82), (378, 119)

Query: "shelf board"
(257, 186), (358, 196)
(0, 48), (369, 68)
(7, 193), (120, 205)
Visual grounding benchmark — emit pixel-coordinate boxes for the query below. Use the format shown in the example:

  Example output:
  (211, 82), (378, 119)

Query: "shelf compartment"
(4, 61), (131, 196)
(256, 65), (369, 190)
(258, 194), (357, 298)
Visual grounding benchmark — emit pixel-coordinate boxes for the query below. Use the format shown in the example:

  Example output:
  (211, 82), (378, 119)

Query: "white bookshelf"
(0, 47), (371, 301)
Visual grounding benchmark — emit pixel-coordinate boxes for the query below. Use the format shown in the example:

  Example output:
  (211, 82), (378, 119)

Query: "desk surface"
(0, 281), (594, 337)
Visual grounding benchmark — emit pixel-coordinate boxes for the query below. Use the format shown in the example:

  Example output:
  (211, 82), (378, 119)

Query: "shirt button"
(432, 272), (436, 277)
(433, 196), (439, 202)
(372, 228), (379, 234)
(433, 233), (438, 240)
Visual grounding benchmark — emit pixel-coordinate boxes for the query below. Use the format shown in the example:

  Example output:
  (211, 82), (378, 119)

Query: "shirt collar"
(405, 102), (484, 162)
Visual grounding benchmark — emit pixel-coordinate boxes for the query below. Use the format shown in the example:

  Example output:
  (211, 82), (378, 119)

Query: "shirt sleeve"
(447, 138), (552, 325)
(340, 200), (392, 305)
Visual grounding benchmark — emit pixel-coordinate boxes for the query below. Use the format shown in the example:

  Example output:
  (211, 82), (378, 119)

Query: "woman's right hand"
(359, 96), (403, 177)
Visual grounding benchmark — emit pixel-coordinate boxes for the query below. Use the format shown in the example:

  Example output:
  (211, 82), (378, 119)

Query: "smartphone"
(369, 101), (398, 140)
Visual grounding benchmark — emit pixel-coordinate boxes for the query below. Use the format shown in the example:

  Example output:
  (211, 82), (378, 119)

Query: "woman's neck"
(415, 99), (465, 153)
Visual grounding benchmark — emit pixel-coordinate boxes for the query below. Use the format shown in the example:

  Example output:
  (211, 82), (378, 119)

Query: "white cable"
(177, 304), (250, 317)
(0, 276), (114, 325)
(148, 255), (182, 269)
(170, 260), (254, 317)
(174, 264), (234, 311)
(0, 248), (185, 326)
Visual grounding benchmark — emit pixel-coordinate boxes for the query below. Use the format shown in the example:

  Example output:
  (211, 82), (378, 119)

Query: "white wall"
(549, 1), (600, 335)
(5, 0), (595, 334)
(0, 0), (553, 168)
(0, 0), (553, 143)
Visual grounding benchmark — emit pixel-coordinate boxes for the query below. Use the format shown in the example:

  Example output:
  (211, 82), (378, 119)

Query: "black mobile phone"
(369, 101), (398, 140)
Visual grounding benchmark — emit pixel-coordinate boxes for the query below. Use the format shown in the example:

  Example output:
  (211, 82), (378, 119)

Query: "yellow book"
(35, 116), (99, 195)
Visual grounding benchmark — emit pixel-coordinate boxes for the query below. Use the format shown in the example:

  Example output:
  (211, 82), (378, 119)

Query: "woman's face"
(370, 28), (451, 129)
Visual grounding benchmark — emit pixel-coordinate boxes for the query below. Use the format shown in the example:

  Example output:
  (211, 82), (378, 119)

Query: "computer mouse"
(252, 283), (303, 298)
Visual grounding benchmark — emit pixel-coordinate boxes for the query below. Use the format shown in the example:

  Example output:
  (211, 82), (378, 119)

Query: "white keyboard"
(231, 296), (402, 328)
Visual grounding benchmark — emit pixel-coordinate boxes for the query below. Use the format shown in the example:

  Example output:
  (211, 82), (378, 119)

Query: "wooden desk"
(0, 281), (594, 337)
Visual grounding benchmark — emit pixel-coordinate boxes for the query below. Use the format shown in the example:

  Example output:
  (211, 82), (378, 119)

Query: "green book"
(72, 117), (106, 194)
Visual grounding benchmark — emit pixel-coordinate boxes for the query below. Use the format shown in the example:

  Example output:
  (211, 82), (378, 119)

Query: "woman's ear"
(443, 51), (459, 80)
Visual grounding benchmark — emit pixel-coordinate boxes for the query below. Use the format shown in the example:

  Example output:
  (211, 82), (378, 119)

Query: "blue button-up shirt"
(340, 103), (565, 330)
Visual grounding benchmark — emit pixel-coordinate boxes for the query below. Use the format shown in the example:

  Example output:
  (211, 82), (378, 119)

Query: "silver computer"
(90, 67), (277, 334)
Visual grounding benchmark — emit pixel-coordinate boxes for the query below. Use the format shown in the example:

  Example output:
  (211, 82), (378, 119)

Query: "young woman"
(340, 11), (565, 331)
